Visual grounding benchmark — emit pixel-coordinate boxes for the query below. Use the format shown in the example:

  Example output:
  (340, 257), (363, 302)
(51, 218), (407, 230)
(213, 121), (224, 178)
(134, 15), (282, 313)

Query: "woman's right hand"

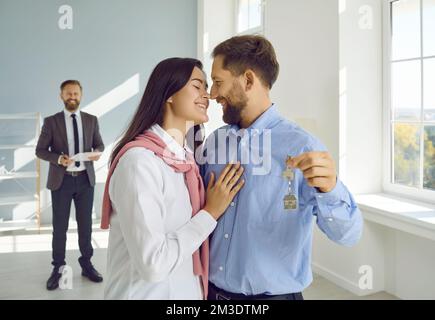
(203, 162), (245, 220)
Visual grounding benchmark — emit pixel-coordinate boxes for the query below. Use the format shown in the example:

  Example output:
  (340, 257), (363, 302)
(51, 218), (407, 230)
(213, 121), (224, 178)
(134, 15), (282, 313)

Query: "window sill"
(355, 193), (435, 241)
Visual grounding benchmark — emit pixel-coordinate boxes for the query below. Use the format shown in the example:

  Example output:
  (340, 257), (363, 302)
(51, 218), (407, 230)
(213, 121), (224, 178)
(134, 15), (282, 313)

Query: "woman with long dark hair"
(101, 58), (244, 299)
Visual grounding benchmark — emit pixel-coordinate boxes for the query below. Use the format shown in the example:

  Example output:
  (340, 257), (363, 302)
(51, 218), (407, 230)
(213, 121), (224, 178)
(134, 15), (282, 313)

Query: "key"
(283, 155), (298, 211)
(284, 194), (298, 210)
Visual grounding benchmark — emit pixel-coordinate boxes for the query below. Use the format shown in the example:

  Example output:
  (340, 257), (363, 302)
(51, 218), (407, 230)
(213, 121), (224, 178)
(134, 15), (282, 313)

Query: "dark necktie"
(71, 114), (80, 167)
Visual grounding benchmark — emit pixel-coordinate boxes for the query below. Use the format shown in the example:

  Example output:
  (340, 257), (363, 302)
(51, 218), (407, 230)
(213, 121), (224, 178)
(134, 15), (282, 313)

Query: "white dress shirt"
(63, 109), (85, 171)
(104, 124), (217, 300)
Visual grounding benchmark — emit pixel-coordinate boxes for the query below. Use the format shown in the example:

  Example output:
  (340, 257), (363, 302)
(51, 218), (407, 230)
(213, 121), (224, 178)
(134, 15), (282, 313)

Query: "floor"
(0, 224), (398, 300)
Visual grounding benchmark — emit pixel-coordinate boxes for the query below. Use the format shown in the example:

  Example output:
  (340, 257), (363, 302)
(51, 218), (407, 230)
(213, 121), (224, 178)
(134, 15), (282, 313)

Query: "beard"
(220, 82), (248, 125)
(64, 99), (80, 111)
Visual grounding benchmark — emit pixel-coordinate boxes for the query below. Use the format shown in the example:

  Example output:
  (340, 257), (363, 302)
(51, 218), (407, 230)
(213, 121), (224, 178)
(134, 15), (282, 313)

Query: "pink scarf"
(100, 130), (209, 299)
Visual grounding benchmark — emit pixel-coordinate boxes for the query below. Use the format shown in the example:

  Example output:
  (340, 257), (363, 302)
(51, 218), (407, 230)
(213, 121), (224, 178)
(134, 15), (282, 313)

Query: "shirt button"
(327, 217), (334, 222)
(230, 202), (235, 207)
(318, 195), (323, 199)
(219, 266), (224, 271)
(224, 234), (229, 239)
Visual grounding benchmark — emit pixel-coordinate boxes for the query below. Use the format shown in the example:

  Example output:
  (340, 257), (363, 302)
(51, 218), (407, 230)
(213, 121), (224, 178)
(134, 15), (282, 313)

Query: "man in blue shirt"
(199, 35), (363, 300)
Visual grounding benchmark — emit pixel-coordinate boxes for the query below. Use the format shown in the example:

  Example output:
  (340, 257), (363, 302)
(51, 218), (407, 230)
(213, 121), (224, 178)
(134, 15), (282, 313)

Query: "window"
(236, 0), (264, 35)
(384, 0), (435, 202)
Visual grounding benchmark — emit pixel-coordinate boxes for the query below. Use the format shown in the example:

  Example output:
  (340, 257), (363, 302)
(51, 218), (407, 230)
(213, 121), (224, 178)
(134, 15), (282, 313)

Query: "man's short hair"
(60, 80), (82, 91)
(212, 35), (279, 89)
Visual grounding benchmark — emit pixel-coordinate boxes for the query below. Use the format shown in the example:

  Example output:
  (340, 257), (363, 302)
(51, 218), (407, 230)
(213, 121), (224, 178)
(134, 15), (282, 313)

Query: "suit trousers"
(50, 173), (94, 269)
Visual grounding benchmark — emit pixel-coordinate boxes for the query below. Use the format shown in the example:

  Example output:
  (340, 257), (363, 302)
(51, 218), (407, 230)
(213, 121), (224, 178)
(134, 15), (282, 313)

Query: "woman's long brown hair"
(109, 57), (204, 166)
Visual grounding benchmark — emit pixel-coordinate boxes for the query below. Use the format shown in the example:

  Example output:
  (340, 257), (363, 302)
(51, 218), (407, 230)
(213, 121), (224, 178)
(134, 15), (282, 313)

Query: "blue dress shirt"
(199, 104), (363, 295)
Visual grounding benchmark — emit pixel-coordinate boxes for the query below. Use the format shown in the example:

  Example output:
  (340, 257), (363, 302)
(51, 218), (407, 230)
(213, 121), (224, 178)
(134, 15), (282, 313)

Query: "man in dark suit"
(36, 80), (105, 290)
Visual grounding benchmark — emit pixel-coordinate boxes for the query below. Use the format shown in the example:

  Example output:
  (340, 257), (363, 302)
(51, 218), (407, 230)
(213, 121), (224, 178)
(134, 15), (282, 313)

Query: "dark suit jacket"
(35, 110), (105, 191)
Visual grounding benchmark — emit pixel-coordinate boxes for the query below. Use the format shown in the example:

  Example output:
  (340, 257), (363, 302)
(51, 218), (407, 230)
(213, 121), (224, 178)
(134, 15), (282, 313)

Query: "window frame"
(235, 0), (265, 36)
(382, 0), (435, 204)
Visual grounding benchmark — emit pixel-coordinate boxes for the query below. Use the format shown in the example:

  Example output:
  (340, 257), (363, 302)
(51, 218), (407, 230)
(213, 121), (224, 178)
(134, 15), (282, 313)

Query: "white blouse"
(104, 125), (217, 300)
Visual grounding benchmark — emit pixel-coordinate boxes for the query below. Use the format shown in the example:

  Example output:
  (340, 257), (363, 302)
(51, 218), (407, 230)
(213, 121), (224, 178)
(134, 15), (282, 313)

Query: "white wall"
(265, 0), (340, 165)
(390, 231), (435, 299)
(338, 0), (383, 193)
(314, 214), (435, 299)
(197, 0), (235, 136)
(311, 0), (385, 296)
(312, 219), (387, 295)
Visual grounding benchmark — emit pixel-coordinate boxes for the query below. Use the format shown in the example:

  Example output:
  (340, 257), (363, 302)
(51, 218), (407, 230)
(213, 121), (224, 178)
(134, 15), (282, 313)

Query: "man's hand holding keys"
(287, 152), (337, 193)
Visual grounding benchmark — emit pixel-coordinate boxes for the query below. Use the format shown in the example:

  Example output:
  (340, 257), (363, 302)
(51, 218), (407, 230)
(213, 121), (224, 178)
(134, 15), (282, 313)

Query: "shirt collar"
(229, 103), (280, 136)
(250, 103), (280, 131)
(149, 124), (186, 160)
(63, 108), (80, 118)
